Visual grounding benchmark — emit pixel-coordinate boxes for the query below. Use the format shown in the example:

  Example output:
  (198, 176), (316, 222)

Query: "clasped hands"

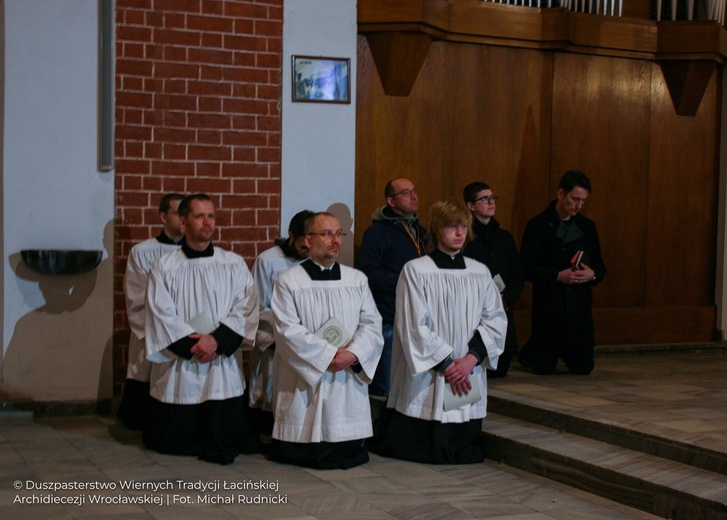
(189, 333), (218, 363)
(558, 263), (595, 285)
(444, 353), (478, 397)
(328, 345), (358, 372)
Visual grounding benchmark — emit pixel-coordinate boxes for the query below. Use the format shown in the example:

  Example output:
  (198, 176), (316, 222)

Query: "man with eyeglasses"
(463, 182), (524, 378)
(357, 177), (429, 403)
(519, 170), (607, 375)
(269, 212), (383, 469)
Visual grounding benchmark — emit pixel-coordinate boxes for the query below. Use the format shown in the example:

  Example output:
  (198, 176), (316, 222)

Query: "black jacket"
(520, 200), (606, 351)
(464, 217), (524, 312)
(356, 206), (428, 324)
(465, 217), (524, 376)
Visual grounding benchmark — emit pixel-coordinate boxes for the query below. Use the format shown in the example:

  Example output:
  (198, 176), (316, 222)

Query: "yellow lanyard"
(401, 222), (425, 257)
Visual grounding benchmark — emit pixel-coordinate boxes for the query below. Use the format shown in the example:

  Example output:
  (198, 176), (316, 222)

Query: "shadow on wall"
(327, 202), (354, 267)
(1, 220), (115, 413)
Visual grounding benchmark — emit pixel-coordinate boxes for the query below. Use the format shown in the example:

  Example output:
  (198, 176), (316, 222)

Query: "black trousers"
(143, 394), (260, 465)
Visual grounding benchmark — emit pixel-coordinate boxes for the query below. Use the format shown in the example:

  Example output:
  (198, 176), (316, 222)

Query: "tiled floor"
(0, 415), (656, 520)
(4, 349), (724, 519)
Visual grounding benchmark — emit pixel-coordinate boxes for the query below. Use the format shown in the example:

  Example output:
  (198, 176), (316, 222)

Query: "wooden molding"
(449, 2), (568, 45)
(357, 0), (451, 28)
(657, 20), (727, 61)
(359, 0), (727, 112)
(568, 12), (657, 58)
(658, 60), (717, 116)
(365, 32), (434, 96)
(656, 21), (725, 115)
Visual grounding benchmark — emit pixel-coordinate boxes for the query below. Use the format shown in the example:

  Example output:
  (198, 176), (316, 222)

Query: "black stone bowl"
(20, 249), (103, 276)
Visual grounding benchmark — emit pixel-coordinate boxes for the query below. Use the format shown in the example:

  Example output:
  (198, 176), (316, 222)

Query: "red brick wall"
(113, 0), (283, 391)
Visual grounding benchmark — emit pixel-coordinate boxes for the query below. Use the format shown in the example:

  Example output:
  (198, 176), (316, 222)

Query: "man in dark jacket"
(463, 182), (524, 378)
(356, 177), (429, 399)
(519, 170), (606, 375)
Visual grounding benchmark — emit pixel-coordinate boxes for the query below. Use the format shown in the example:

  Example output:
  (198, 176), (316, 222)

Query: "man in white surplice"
(270, 212), (384, 469)
(368, 198), (507, 464)
(117, 193), (185, 430)
(143, 193), (260, 465)
(248, 209), (313, 436)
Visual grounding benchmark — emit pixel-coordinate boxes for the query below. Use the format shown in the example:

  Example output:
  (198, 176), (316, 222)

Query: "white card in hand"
(186, 311), (215, 335)
(493, 274), (506, 293)
(314, 316), (352, 347)
(443, 372), (482, 412)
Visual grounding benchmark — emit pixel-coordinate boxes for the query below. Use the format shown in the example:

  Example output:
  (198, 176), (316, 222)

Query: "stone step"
(0, 401), (33, 425)
(482, 412), (727, 520)
(488, 389), (727, 477)
(595, 342), (725, 355)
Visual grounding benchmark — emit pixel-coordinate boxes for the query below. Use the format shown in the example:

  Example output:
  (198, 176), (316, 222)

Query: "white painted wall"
(0, 0), (355, 403)
(281, 0), (357, 265)
(1, 0), (114, 401)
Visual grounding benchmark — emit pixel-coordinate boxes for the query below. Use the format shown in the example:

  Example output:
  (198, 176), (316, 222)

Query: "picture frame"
(292, 55), (351, 104)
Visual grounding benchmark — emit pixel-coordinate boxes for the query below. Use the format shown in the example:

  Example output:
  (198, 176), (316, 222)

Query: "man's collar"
(181, 242), (214, 258)
(430, 248), (466, 269)
(310, 258), (336, 270)
(301, 259), (341, 280)
(156, 231), (185, 245)
(473, 214), (491, 226)
(382, 205), (417, 221)
(472, 216), (498, 234)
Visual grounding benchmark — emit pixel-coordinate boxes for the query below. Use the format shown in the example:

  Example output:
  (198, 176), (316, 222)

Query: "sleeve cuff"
(467, 331), (487, 366)
(213, 324), (244, 357)
(168, 336), (196, 359)
(433, 354), (454, 372)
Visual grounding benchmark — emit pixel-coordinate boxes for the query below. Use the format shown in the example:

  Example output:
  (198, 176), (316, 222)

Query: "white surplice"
(388, 255), (507, 423)
(125, 238), (181, 382)
(145, 247), (259, 404)
(271, 264), (383, 443)
(249, 244), (304, 411)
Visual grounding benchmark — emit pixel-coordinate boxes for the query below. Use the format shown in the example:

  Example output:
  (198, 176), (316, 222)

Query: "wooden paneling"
(359, 1), (727, 127)
(657, 21), (727, 59)
(449, 2), (568, 46)
(365, 32), (434, 96)
(356, 40), (552, 241)
(355, 36), (445, 244)
(647, 64), (719, 307)
(568, 13), (657, 58)
(621, 0), (652, 19)
(357, 0), (451, 27)
(440, 43), (553, 238)
(659, 60), (718, 116)
(356, 16), (722, 343)
(551, 53), (652, 308)
(516, 307), (718, 344)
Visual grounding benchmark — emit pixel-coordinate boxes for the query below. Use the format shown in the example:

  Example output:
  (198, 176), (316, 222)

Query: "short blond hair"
(428, 198), (473, 251)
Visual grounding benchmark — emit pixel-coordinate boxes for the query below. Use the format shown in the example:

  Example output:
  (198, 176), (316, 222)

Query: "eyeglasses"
(473, 196), (498, 204)
(308, 230), (347, 239)
(389, 188), (420, 198)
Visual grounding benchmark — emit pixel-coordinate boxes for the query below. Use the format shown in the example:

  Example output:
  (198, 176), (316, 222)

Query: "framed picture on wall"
(292, 56), (351, 104)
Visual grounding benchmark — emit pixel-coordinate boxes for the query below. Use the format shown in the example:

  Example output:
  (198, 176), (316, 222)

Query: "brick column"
(114, 0), (283, 392)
